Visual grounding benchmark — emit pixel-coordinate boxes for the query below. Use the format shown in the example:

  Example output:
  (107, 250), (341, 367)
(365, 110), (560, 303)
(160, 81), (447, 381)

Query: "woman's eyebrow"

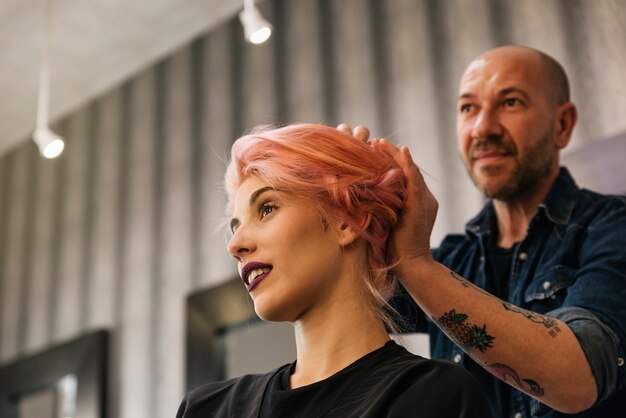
(249, 186), (274, 206)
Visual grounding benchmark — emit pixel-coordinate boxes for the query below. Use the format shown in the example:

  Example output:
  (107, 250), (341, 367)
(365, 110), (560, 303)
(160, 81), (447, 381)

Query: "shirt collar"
(537, 167), (579, 225)
(465, 167), (579, 235)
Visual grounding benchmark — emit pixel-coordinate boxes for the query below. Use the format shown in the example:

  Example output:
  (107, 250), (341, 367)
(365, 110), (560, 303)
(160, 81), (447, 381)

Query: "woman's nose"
(227, 226), (256, 261)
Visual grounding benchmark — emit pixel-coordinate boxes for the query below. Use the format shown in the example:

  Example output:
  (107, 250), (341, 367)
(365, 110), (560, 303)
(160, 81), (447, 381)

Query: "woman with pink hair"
(176, 124), (492, 418)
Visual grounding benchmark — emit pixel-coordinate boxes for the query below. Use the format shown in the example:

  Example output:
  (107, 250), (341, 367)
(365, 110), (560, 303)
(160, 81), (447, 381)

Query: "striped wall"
(1, 1), (625, 417)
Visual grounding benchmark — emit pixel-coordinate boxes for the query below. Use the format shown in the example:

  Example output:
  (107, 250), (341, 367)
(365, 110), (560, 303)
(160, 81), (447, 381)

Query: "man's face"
(456, 50), (560, 201)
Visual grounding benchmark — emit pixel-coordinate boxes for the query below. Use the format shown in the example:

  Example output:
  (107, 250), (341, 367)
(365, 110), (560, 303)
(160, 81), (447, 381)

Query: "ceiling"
(0, 0), (242, 157)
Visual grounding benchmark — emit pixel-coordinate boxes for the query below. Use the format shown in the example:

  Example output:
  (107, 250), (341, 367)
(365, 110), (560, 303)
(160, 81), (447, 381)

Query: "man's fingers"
(337, 123), (352, 135)
(353, 125), (370, 142)
(373, 138), (401, 158)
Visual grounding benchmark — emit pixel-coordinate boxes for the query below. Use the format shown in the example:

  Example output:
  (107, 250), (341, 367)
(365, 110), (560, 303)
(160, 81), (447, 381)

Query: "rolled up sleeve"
(550, 306), (623, 405)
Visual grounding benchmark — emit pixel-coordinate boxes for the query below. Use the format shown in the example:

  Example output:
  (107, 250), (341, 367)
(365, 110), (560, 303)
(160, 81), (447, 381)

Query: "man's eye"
(504, 98), (519, 107)
(460, 104), (473, 113)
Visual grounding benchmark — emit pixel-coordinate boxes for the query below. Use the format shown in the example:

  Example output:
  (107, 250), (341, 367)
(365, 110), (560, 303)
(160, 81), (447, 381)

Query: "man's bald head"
(468, 45), (571, 107)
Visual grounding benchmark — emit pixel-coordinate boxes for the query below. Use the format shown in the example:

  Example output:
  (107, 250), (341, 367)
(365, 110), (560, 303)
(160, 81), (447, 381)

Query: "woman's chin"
(254, 302), (297, 323)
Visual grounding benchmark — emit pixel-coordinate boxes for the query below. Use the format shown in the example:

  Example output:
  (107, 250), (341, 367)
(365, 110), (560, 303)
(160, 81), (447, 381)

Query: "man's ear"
(555, 102), (577, 149)
(337, 214), (371, 247)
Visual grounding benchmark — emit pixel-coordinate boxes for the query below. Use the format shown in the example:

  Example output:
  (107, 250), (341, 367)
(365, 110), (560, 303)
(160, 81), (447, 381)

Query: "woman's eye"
(260, 203), (276, 218)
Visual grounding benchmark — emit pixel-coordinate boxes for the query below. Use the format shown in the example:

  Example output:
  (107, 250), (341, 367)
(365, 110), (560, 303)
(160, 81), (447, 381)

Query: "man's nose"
(472, 107), (503, 141)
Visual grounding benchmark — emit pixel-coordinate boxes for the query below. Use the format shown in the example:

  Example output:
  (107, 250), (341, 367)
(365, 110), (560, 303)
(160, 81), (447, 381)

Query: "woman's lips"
(247, 270), (271, 291)
(240, 262), (273, 291)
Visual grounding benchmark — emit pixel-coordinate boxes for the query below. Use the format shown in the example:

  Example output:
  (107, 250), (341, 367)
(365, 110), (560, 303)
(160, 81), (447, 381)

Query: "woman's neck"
(289, 294), (390, 389)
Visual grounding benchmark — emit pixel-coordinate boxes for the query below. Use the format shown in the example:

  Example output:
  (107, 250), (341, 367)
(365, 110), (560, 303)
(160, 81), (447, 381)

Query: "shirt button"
(618, 357), (624, 367)
(542, 281), (551, 290)
(518, 252), (528, 261)
(453, 353), (462, 363)
(514, 413), (523, 418)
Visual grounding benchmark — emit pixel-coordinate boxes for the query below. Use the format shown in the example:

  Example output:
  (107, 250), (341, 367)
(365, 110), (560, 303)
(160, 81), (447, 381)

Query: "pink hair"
(225, 124), (406, 323)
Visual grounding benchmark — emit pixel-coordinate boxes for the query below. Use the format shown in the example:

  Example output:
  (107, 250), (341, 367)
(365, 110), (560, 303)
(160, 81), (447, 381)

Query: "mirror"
(0, 331), (107, 418)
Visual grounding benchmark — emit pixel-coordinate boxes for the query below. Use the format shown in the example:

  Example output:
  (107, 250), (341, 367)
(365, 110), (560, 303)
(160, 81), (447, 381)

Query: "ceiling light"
(239, 0), (273, 45)
(33, 127), (65, 159)
(33, 0), (65, 159)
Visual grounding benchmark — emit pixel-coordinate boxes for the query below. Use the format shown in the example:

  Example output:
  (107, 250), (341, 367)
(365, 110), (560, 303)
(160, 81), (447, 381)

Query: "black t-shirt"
(465, 236), (517, 417)
(177, 340), (494, 418)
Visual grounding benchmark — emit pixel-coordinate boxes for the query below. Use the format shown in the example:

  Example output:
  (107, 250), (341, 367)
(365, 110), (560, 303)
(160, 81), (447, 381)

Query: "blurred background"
(0, 1), (625, 417)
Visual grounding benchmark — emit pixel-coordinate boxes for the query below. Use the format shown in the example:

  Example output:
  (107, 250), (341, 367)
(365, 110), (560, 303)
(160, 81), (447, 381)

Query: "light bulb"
(249, 26), (272, 44)
(239, 5), (273, 44)
(33, 128), (65, 159)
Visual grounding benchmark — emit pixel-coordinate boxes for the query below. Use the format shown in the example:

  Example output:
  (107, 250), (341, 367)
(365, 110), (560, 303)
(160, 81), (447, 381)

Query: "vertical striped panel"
(25, 152), (59, 352)
(189, 38), (205, 288)
(284, 0), (325, 123)
(367, 0), (392, 136)
(230, 20), (245, 139)
(330, 0), (379, 132)
(54, 109), (90, 342)
(157, 47), (194, 418)
(149, 60), (167, 418)
(47, 120), (69, 342)
(198, 23), (238, 287)
(17, 145), (39, 352)
(507, 0), (566, 54)
(587, 1), (626, 138)
(88, 90), (122, 330)
(119, 69), (156, 418)
(0, 148), (28, 361)
(271, 0), (288, 122)
(0, 156), (9, 353)
(80, 102), (99, 330)
(486, 0), (513, 44)
(317, 0), (337, 123)
(561, 0), (626, 147)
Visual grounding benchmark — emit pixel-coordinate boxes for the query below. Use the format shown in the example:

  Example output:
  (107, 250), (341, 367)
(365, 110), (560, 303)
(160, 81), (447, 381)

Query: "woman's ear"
(337, 214), (371, 247)
(337, 223), (360, 247)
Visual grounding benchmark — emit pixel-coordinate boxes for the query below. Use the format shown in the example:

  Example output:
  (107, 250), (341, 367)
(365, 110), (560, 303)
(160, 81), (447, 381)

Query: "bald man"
(382, 46), (625, 417)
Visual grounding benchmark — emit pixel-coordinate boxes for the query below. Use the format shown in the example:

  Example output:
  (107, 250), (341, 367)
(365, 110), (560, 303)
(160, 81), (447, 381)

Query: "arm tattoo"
(485, 362), (545, 397)
(502, 302), (562, 337)
(433, 310), (495, 352)
(449, 270), (492, 297)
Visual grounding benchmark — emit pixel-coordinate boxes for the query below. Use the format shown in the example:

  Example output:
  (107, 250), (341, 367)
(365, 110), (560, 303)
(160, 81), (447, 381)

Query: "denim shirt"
(394, 168), (626, 418)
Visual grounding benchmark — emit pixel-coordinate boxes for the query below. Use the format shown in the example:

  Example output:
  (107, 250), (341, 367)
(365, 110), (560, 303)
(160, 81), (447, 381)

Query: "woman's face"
(228, 176), (347, 322)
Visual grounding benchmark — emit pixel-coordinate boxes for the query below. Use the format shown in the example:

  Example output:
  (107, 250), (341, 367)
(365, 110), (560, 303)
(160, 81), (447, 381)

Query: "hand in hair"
(336, 123), (370, 143)
(372, 140), (438, 280)
(335, 123), (439, 279)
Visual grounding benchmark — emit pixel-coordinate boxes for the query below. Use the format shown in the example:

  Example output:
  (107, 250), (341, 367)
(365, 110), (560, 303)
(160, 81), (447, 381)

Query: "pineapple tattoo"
(434, 310), (495, 352)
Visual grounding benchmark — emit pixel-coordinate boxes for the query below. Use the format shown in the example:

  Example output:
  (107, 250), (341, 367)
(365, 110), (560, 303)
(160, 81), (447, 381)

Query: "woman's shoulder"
(374, 343), (495, 417)
(176, 365), (289, 418)
(328, 342), (494, 417)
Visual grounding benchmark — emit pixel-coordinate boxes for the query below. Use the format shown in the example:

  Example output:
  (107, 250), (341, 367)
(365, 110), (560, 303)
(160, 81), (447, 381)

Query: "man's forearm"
(398, 258), (597, 413)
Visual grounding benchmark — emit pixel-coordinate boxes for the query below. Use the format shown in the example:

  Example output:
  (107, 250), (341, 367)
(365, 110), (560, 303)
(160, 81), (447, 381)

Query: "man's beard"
(467, 133), (554, 201)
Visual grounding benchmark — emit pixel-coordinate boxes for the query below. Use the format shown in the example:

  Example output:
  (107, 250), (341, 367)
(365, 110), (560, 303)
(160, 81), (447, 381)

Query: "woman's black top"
(176, 340), (494, 418)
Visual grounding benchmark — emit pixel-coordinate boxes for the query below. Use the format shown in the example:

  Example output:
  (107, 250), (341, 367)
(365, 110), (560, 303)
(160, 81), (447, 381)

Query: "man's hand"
(335, 123), (439, 276)
(372, 139), (438, 275)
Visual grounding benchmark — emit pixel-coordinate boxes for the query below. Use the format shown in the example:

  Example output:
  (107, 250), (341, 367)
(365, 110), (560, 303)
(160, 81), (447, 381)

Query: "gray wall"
(1, 1), (625, 418)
